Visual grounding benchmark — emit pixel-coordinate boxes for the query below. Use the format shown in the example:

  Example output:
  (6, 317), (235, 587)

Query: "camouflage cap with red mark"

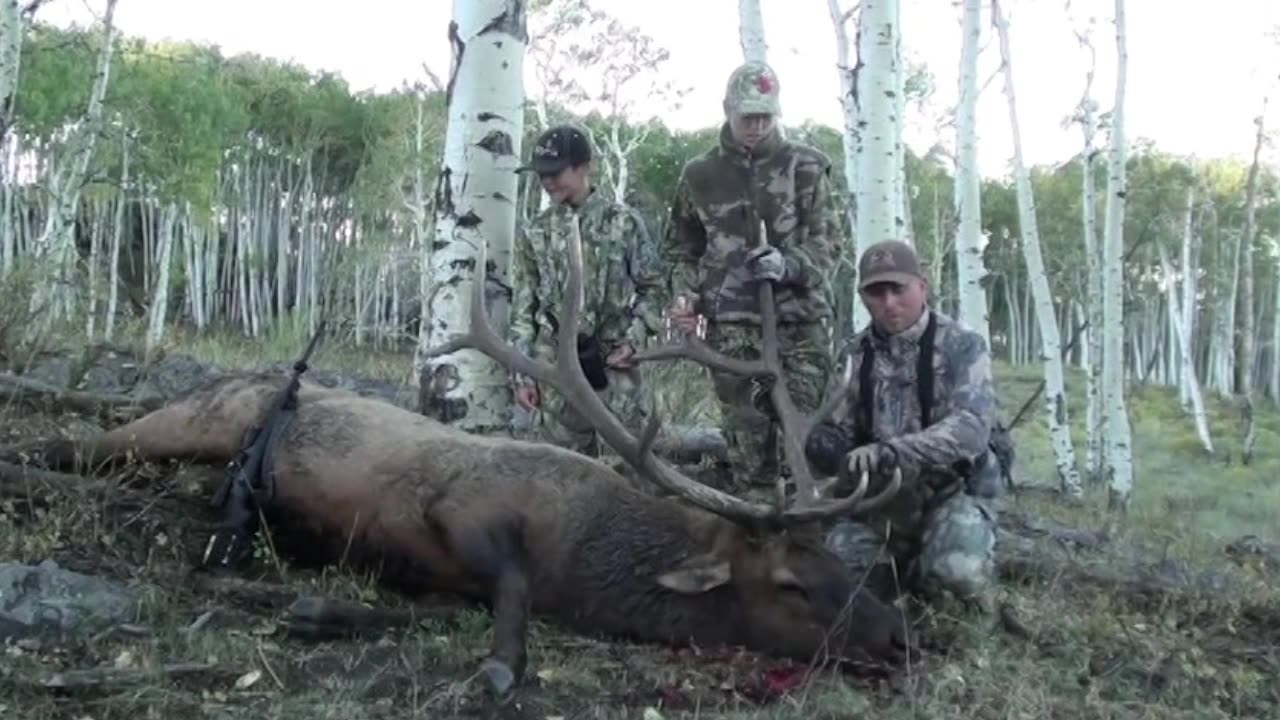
(724, 61), (781, 116)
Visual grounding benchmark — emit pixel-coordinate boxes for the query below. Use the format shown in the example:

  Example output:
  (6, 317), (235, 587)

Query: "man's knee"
(825, 519), (899, 600)
(916, 495), (998, 601)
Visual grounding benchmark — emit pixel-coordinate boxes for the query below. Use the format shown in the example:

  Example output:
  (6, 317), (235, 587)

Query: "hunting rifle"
(201, 321), (327, 570)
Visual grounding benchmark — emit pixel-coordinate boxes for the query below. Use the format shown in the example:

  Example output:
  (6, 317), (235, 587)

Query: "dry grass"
(0, 341), (1276, 720)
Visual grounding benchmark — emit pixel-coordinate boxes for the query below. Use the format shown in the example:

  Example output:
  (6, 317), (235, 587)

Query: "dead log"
(0, 459), (93, 495)
(0, 372), (161, 420)
(16, 661), (231, 690)
(282, 595), (461, 640)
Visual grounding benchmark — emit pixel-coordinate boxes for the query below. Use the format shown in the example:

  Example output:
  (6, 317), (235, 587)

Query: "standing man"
(662, 61), (841, 493)
(510, 124), (663, 457)
(805, 239), (1005, 613)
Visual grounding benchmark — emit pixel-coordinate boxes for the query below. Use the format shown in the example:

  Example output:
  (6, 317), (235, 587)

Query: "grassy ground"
(1, 326), (1277, 719)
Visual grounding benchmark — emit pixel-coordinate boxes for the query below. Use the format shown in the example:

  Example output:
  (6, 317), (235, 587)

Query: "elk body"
(27, 370), (906, 695)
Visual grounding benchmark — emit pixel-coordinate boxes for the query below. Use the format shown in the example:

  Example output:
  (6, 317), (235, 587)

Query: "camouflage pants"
(824, 457), (1001, 609)
(532, 365), (652, 459)
(704, 320), (832, 490)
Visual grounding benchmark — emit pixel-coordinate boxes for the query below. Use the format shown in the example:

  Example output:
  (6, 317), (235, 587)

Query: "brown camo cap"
(857, 240), (923, 289)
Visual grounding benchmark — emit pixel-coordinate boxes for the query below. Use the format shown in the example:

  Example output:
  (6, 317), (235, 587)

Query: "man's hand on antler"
(514, 384), (541, 410)
(746, 245), (786, 282)
(664, 294), (703, 336)
(845, 443), (897, 477)
(606, 343), (636, 370)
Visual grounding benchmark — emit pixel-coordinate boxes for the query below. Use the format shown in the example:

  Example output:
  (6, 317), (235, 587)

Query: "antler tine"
(631, 335), (773, 379)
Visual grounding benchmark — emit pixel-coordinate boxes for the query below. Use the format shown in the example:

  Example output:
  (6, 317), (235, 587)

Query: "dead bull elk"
(17, 225), (907, 697)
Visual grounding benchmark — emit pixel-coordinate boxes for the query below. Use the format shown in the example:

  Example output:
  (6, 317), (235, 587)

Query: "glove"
(746, 245), (786, 282)
(845, 443), (897, 478)
(805, 421), (854, 477)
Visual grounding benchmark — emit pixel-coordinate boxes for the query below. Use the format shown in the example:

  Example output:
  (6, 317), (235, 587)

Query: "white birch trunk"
(1076, 59), (1105, 483)
(104, 134), (127, 340)
(1178, 187), (1201, 407)
(411, 91), (435, 359)
(416, 0), (526, 431)
(1159, 241), (1213, 453)
(738, 0), (768, 64)
(1272, 245), (1280, 405)
(27, 0), (118, 331)
(1239, 106), (1265, 398)
(0, 0), (21, 127)
(852, 0), (905, 331)
(85, 197), (103, 339)
(276, 188), (291, 327)
(993, 0), (1082, 497)
(1239, 101), (1266, 462)
(954, 0), (990, 345)
(145, 203), (178, 356)
(1101, 0), (1134, 508)
(826, 0), (859, 281)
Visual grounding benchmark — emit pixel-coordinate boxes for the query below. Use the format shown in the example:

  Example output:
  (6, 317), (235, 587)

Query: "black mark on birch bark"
(475, 130), (514, 157)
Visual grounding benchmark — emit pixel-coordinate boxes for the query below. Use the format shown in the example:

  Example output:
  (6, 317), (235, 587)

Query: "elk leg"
(446, 520), (531, 696)
(480, 563), (530, 697)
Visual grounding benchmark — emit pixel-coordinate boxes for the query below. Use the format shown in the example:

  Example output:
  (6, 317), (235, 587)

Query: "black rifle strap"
(256, 394), (299, 506)
(859, 311), (938, 441)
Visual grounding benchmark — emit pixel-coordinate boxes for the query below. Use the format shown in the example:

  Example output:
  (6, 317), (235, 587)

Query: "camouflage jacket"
(509, 188), (663, 377)
(661, 124), (839, 325)
(823, 309), (996, 478)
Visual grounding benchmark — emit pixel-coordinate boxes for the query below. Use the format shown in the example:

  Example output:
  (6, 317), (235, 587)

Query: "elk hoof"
(479, 657), (516, 697)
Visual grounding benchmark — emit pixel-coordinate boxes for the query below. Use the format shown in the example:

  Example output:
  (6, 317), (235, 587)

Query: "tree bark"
(993, 0), (1082, 497)
(1101, 0), (1134, 509)
(852, 0), (906, 331)
(416, 0), (527, 432)
(954, 0), (991, 346)
(738, 0), (768, 64)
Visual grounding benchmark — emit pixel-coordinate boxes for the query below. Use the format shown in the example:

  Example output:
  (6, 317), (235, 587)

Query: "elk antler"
(422, 221), (899, 525)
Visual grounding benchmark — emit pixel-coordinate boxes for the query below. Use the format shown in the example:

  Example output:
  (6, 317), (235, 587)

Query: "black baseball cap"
(518, 125), (593, 175)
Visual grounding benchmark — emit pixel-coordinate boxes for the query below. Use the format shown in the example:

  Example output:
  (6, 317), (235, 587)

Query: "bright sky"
(42, 0), (1280, 179)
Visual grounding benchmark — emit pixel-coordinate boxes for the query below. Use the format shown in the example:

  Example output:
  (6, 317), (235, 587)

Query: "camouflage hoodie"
(661, 123), (840, 325)
(820, 308), (996, 479)
(509, 187), (663, 370)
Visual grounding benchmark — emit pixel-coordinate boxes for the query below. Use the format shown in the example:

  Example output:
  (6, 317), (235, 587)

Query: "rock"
(0, 559), (141, 640)
(78, 352), (142, 396)
(24, 357), (77, 389)
(133, 354), (220, 401)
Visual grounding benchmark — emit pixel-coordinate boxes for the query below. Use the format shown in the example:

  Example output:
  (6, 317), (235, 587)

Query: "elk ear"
(656, 554), (732, 594)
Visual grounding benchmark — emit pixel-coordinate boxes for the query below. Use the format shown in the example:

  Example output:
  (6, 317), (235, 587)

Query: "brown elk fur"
(29, 370), (908, 694)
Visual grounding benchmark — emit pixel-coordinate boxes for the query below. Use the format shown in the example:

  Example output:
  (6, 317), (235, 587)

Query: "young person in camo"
(509, 124), (663, 458)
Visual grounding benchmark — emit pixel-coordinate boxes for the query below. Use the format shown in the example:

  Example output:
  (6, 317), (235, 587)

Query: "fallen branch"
(282, 595), (461, 640)
(18, 661), (231, 690)
(0, 459), (96, 495)
(185, 573), (302, 610)
(0, 372), (160, 420)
